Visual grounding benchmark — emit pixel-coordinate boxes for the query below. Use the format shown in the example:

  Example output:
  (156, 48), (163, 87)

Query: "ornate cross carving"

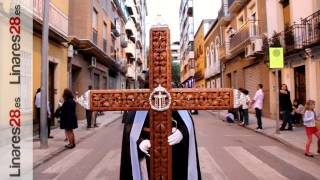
(90, 27), (233, 180)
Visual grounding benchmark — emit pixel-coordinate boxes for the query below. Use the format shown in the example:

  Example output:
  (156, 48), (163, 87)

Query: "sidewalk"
(208, 110), (319, 155)
(33, 111), (122, 168)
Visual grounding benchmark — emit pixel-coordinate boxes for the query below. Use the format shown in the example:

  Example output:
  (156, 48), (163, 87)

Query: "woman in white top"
(303, 100), (320, 157)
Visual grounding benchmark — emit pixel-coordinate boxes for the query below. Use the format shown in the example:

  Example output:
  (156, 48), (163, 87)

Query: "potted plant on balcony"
(270, 31), (282, 47)
(284, 24), (295, 51)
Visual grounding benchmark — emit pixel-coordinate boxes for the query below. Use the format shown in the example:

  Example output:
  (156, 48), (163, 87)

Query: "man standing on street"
(252, 84), (264, 131)
(34, 88), (53, 138)
(76, 85), (93, 129)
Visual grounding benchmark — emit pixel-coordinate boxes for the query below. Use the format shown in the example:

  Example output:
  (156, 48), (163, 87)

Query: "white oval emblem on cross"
(149, 85), (172, 111)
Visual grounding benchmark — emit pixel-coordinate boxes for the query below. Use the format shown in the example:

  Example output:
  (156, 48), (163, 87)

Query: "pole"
(40, 0), (50, 148)
(275, 69), (280, 134)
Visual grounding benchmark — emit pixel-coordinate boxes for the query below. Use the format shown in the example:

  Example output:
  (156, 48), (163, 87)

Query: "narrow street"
(34, 111), (320, 180)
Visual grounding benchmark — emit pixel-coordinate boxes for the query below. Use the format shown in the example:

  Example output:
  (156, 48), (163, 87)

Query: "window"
(92, 9), (98, 30)
(215, 37), (220, 65)
(210, 42), (215, 66)
(206, 47), (210, 67)
(103, 22), (107, 52)
(237, 12), (245, 29)
(103, 22), (107, 39)
(238, 16), (244, 28)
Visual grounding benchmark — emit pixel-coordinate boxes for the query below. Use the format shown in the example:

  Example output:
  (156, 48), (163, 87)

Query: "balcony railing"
(229, 20), (263, 52)
(268, 10), (320, 55)
(33, 0), (68, 37)
(302, 10), (320, 47)
(270, 24), (308, 54)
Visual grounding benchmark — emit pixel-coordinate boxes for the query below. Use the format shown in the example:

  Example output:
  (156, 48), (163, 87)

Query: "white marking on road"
(224, 134), (255, 137)
(84, 149), (121, 180)
(43, 149), (91, 180)
(225, 146), (289, 180)
(261, 146), (320, 178)
(198, 147), (229, 180)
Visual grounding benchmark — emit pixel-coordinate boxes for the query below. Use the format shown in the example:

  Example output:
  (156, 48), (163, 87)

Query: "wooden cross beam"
(90, 27), (233, 180)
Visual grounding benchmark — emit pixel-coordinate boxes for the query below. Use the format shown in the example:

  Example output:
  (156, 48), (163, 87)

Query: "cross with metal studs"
(90, 26), (233, 180)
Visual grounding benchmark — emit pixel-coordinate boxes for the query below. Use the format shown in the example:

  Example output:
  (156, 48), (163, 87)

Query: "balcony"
(111, 19), (121, 37)
(270, 24), (306, 55)
(302, 10), (320, 47)
(125, 0), (136, 16)
(126, 64), (136, 79)
(125, 19), (136, 37)
(228, 0), (249, 14)
(33, 0), (68, 37)
(228, 20), (263, 56)
(136, 51), (142, 65)
(125, 41), (136, 58)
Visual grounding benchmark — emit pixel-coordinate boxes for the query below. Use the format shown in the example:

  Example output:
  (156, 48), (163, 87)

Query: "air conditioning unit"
(251, 38), (263, 53)
(91, 57), (97, 67)
(245, 44), (253, 57)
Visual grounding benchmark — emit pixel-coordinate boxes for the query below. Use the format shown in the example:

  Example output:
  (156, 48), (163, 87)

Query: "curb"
(33, 115), (122, 169)
(206, 110), (306, 154)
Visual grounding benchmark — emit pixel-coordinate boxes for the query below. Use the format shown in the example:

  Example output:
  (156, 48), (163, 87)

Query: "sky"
(145, 0), (222, 44)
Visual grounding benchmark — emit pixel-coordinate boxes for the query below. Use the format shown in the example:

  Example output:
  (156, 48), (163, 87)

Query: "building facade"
(33, 0), (69, 127)
(171, 41), (181, 64)
(214, 0), (272, 116)
(179, 0), (195, 88)
(194, 19), (214, 88)
(124, 0), (148, 89)
(266, 0), (320, 115)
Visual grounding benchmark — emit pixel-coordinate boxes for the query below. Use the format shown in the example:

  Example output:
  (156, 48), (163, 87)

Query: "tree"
(171, 62), (180, 83)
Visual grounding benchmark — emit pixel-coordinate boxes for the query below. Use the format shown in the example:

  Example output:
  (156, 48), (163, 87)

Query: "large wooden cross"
(90, 26), (233, 180)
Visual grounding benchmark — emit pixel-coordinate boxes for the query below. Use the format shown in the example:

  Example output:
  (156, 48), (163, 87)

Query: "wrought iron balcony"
(269, 24), (306, 55)
(302, 10), (320, 47)
(228, 20), (263, 55)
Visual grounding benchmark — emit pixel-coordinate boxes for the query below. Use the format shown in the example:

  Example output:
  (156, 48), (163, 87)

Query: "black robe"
(119, 110), (202, 180)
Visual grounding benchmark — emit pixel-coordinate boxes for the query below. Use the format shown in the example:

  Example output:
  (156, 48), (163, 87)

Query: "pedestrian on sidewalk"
(292, 99), (304, 126)
(303, 100), (320, 157)
(238, 88), (245, 123)
(239, 89), (250, 126)
(34, 88), (53, 138)
(252, 84), (264, 131)
(76, 85), (96, 129)
(233, 89), (241, 121)
(226, 109), (235, 124)
(59, 89), (78, 149)
(279, 84), (293, 131)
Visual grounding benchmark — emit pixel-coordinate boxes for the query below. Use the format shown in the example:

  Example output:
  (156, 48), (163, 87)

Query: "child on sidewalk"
(303, 100), (320, 157)
(226, 109), (235, 124)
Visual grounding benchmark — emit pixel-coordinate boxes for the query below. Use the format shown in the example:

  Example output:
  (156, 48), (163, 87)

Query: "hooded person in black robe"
(119, 77), (202, 180)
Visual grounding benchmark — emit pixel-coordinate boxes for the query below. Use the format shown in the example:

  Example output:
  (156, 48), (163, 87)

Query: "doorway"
(226, 73), (232, 88)
(72, 66), (81, 93)
(294, 66), (306, 104)
(49, 62), (56, 125)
